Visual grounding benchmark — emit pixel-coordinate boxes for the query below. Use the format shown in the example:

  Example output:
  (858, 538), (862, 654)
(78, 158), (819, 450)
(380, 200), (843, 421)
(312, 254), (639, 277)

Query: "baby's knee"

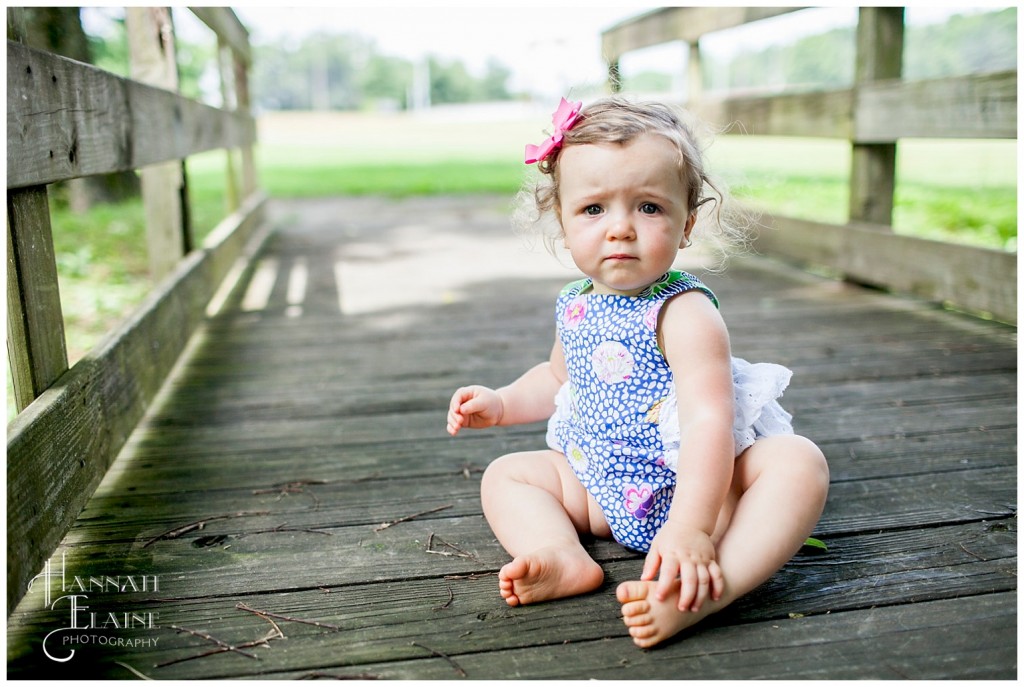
(481, 453), (520, 492)
(785, 435), (830, 495)
(751, 434), (829, 493)
(481, 450), (556, 493)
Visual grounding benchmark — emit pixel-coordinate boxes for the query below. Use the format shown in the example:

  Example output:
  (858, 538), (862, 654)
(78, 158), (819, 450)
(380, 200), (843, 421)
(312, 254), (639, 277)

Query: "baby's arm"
(447, 340), (566, 436)
(646, 291), (736, 611)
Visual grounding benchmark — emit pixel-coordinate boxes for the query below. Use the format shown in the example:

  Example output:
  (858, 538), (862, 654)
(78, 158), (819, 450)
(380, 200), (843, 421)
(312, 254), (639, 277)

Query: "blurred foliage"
(86, 12), (213, 102)
(621, 70), (674, 93)
(906, 8), (1017, 79)
(703, 8), (1015, 93)
(249, 32), (515, 111)
(79, 7), (1014, 107)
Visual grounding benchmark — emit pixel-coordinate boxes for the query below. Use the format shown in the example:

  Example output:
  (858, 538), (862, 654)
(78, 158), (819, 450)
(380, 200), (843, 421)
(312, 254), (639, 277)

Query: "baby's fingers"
(655, 557), (682, 602)
(640, 551), (661, 582)
(676, 562), (699, 612)
(709, 560), (724, 601)
(678, 563), (717, 612)
(446, 390), (474, 435)
(445, 408), (464, 436)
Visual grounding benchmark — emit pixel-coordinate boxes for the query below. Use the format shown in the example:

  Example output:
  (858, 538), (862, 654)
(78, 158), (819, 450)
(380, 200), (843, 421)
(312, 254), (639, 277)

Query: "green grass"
(723, 171), (1017, 251)
(8, 114), (1016, 422)
(236, 157), (524, 198)
(707, 135), (1017, 250)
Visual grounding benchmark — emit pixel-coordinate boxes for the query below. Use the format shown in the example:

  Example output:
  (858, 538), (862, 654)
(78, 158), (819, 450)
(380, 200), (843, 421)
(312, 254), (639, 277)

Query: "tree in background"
(905, 8), (1016, 80)
(249, 33), (514, 111)
(702, 7), (1015, 94)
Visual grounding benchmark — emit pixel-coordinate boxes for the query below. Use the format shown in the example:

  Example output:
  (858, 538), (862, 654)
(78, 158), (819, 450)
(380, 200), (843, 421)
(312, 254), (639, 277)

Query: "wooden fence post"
(849, 7), (904, 226)
(126, 6), (190, 281)
(6, 187), (68, 411)
(686, 41), (702, 105)
(608, 59), (621, 93)
(217, 37), (241, 212)
(234, 47), (258, 198)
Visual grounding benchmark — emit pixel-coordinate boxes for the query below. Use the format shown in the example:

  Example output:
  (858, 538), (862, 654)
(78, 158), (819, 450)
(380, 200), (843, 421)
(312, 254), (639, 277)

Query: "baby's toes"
(621, 605), (653, 627)
(616, 580), (651, 604)
(628, 623), (659, 641)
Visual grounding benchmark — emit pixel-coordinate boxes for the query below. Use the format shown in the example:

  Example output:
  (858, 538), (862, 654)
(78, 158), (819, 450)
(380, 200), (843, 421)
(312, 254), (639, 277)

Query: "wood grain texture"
(6, 185), (68, 408)
(6, 42), (256, 189)
(752, 214), (1017, 323)
(6, 194), (267, 614)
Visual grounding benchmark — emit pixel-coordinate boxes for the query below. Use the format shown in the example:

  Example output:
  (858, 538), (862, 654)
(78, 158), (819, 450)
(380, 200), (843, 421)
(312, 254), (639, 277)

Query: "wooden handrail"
(603, 6), (1017, 323)
(688, 70), (1017, 141)
(6, 42), (255, 189)
(601, 7), (802, 62)
(6, 7), (265, 613)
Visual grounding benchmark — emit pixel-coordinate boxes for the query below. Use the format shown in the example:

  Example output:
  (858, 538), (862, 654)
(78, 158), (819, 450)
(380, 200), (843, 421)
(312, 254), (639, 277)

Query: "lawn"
(7, 110), (1017, 421)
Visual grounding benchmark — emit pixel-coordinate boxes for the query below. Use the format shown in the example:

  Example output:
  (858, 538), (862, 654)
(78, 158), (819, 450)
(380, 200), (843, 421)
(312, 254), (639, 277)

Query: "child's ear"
(680, 213), (697, 248)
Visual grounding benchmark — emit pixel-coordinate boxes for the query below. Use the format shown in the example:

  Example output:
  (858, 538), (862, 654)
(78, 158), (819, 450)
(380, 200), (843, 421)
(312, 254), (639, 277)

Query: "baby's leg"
(618, 435), (829, 648)
(481, 449), (610, 606)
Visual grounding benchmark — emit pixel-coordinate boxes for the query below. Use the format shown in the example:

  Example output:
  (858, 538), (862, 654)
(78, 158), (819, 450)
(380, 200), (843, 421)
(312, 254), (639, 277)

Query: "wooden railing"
(604, 6), (1016, 323)
(6, 7), (267, 611)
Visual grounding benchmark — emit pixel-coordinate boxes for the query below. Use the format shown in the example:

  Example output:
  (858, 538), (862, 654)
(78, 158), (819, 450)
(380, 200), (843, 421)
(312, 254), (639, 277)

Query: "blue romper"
(545, 271), (794, 552)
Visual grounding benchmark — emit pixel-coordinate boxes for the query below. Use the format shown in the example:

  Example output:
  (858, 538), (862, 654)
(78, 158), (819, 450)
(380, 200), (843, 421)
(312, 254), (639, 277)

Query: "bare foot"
(498, 546), (604, 606)
(617, 580), (716, 648)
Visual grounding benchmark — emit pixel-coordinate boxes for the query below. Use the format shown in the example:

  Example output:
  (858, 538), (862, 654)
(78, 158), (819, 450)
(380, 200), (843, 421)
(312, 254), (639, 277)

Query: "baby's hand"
(642, 520), (723, 613)
(446, 385), (504, 436)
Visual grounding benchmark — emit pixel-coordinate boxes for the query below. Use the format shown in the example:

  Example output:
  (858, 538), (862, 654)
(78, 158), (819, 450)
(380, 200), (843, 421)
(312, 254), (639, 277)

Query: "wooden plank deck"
(7, 196), (1017, 679)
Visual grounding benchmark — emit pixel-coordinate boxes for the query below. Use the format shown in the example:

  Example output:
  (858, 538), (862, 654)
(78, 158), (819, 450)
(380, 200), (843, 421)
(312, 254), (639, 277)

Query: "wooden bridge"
(7, 7), (1017, 680)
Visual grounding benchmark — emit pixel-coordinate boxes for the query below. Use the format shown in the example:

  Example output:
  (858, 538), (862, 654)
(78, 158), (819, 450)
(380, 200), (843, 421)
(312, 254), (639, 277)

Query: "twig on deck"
(114, 661), (153, 680)
(236, 602), (341, 631)
(252, 479), (330, 495)
(410, 641), (468, 678)
(154, 625), (272, 668)
(142, 511), (271, 548)
(252, 480), (328, 510)
(239, 522), (334, 538)
(432, 585), (454, 611)
(958, 542), (988, 561)
(374, 504), (452, 532)
(298, 672), (382, 680)
(444, 572), (498, 581)
(153, 637), (273, 669)
(425, 532), (476, 559)
(248, 606), (287, 640)
(456, 464), (484, 480)
(165, 624), (260, 659)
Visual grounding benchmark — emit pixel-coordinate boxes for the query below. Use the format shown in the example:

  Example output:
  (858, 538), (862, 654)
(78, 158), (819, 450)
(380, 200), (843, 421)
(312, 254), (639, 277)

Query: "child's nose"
(606, 212), (636, 240)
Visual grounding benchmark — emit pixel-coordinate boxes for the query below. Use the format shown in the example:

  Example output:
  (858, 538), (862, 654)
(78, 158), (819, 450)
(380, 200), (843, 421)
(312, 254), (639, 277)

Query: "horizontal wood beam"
(856, 70), (1017, 141)
(189, 7), (251, 65)
(695, 88), (853, 138)
(6, 191), (268, 613)
(602, 6), (801, 61)
(752, 212), (1017, 323)
(692, 70), (1016, 141)
(6, 41), (256, 190)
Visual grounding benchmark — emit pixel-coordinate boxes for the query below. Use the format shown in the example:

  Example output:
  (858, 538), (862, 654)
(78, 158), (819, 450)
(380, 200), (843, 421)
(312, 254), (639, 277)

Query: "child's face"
(558, 133), (696, 296)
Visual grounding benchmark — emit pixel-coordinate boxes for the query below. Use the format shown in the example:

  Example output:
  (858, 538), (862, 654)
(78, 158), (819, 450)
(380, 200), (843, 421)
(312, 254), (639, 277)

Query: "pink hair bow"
(524, 97), (583, 164)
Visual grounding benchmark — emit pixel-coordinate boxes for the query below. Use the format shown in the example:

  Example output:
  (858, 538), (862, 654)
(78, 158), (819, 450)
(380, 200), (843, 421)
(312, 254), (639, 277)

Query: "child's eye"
(583, 205), (602, 216)
(639, 202), (660, 215)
